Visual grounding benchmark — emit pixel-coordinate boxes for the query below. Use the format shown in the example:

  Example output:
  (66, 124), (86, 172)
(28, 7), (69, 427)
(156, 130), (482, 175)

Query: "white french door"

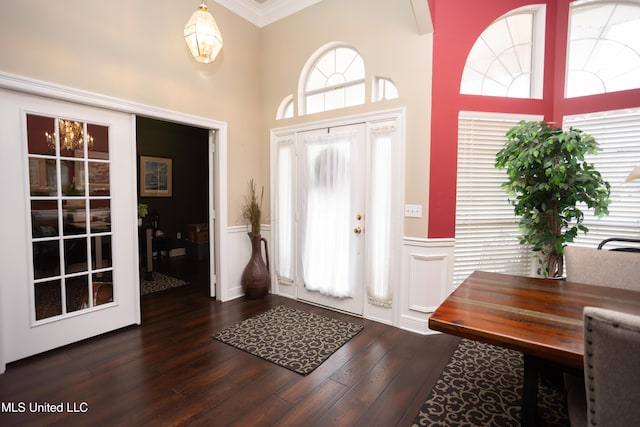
(0, 89), (140, 367)
(296, 124), (366, 315)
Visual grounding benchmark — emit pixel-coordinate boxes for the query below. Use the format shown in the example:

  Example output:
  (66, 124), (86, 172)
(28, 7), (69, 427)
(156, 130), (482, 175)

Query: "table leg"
(521, 354), (540, 427)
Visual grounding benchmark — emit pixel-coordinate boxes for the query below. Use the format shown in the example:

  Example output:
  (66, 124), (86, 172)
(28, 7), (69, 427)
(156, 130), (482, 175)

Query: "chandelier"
(184, 1), (223, 64)
(45, 119), (94, 152)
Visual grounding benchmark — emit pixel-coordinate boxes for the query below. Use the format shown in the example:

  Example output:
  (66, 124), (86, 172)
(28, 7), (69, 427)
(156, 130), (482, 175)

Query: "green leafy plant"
(242, 179), (264, 236)
(137, 203), (148, 218)
(495, 120), (611, 277)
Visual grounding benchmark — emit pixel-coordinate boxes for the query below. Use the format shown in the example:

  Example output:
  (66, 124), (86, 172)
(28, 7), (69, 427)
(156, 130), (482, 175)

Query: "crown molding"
(215, 0), (322, 28)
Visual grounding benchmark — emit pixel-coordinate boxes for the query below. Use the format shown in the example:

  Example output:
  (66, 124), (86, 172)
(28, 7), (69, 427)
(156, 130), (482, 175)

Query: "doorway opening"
(136, 117), (213, 299)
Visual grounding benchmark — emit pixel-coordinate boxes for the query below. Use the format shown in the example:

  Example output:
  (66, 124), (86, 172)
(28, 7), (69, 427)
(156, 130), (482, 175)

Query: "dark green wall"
(136, 117), (209, 249)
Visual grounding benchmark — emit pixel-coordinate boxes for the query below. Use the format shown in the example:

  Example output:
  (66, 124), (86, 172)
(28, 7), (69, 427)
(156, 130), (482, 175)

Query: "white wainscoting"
(399, 237), (455, 334)
(224, 230), (455, 336)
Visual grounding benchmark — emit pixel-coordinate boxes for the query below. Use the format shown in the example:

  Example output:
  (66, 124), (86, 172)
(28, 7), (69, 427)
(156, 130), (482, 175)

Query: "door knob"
(354, 226), (363, 234)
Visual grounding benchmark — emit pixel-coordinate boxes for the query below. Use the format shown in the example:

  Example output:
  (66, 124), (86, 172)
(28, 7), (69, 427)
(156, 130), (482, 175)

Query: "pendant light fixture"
(184, 1), (223, 64)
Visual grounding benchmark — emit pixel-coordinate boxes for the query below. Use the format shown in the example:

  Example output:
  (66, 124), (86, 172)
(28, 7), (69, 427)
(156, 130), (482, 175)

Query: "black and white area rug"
(212, 305), (364, 375)
(412, 338), (569, 427)
(140, 271), (189, 295)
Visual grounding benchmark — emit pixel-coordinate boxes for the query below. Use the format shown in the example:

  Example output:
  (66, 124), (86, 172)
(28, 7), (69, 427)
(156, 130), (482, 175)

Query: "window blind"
(454, 112), (541, 286)
(563, 108), (640, 249)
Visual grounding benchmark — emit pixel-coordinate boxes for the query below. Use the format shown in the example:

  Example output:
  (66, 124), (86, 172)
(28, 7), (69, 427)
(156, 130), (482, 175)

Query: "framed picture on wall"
(140, 156), (172, 197)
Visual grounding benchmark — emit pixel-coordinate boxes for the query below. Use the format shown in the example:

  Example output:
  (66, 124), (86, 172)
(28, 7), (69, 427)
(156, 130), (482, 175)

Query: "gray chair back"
(565, 246), (640, 290)
(583, 307), (640, 427)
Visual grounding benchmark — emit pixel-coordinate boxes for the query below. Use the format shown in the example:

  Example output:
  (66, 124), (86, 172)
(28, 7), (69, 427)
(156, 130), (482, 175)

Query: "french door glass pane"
(64, 238), (88, 273)
(27, 115), (55, 155)
(32, 241), (60, 279)
(65, 275), (89, 313)
(88, 162), (110, 196)
(60, 160), (85, 196)
(92, 235), (112, 269)
(87, 124), (109, 159)
(59, 119), (90, 158)
(29, 158), (57, 196)
(26, 113), (114, 321)
(90, 199), (111, 233)
(63, 199), (86, 235)
(35, 280), (62, 320)
(92, 270), (113, 307)
(31, 200), (59, 237)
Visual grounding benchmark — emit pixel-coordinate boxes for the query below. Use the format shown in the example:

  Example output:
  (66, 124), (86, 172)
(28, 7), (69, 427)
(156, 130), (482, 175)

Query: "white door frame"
(270, 108), (406, 321)
(208, 130), (219, 298)
(0, 71), (229, 372)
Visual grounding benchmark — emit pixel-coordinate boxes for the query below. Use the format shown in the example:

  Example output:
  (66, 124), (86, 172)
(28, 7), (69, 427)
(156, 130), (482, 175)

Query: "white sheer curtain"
(366, 123), (394, 307)
(300, 131), (352, 297)
(275, 138), (295, 284)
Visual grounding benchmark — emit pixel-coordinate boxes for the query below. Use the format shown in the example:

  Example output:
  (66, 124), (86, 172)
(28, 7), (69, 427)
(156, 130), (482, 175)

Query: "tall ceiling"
(215, 0), (432, 33)
(215, 0), (322, 27)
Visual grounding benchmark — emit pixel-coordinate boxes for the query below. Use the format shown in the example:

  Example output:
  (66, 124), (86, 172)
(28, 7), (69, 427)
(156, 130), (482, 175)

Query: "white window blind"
(563, 108), (640, 249)
(455, 112), (541, 286)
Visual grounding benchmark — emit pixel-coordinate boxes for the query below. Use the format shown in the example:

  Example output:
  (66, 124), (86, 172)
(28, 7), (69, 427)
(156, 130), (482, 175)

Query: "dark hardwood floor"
(0, 256), (460, 427)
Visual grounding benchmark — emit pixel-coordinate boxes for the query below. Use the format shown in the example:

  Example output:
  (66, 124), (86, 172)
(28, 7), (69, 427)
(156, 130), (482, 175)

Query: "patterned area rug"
(141, 271), (189, 295)
(412, 339), (569, 427)
(212, 305), (364, 375)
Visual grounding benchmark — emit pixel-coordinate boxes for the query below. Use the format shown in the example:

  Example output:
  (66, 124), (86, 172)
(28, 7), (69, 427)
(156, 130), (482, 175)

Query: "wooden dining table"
(428, 270), (640, 427)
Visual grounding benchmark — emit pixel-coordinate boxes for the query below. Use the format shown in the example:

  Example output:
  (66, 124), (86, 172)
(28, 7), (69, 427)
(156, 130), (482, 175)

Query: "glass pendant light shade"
(184, 1), (223, 64)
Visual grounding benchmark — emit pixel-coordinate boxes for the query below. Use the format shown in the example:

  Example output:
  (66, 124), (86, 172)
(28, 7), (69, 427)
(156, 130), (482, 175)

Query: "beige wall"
(0, 0), (263, 227)
(260, 0), (432, 237)
(0, 0), (432, 236)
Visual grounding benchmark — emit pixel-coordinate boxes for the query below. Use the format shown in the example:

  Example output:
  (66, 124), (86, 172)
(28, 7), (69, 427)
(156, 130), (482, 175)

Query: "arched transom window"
(302, 45), (365, 115)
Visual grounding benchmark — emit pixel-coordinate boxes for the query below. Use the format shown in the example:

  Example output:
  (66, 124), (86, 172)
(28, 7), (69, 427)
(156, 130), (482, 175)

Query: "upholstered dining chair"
(564, 245), (640, 291)
(565, 307), (640, 427)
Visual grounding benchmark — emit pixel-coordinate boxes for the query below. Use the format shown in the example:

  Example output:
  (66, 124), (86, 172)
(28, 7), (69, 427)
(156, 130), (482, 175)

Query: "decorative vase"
(240, 233), (270, 299)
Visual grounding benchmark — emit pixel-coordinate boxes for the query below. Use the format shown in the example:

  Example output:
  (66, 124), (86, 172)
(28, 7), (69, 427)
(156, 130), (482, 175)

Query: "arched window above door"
(276, 94), (294, 120)
(373, 77), (399, 102)
(276, 42), (401, 120)
(299, 44), (365, 116)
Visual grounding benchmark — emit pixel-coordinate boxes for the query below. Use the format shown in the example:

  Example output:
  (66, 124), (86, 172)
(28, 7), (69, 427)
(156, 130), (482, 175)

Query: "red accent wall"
(426, 0), (640, 238)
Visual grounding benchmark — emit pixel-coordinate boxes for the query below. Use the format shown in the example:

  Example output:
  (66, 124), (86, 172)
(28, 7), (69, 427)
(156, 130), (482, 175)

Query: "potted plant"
(495, 120), (611, 277)
(242, 178), (263, 236)
(137, 203), (148, 226)
(240, 179), (270, 298)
